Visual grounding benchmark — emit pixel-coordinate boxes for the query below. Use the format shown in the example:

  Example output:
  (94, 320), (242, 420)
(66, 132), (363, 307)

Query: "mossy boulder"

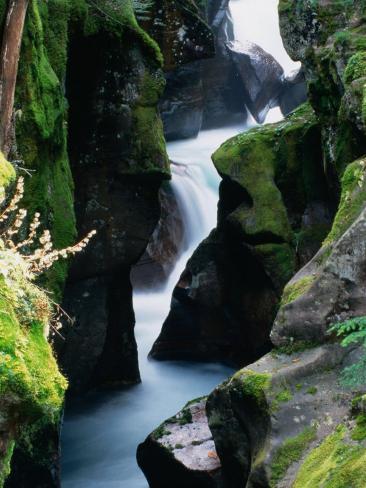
(206, 344), (356, 487)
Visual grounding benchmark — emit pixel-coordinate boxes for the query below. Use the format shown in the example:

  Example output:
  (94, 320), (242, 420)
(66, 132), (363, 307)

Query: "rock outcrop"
(206, 344), (362, 487)
(272, 0), (366, 348)
(151, 103), (331, 366)
(143, 0), (215, 140)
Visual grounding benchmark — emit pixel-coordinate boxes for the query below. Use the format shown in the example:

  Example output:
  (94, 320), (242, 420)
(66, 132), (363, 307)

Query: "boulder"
(206, 344), (359, 487)
(149, 228), (276, 365)
(226, 40), (284, 123)
(137, 398), (224, 487)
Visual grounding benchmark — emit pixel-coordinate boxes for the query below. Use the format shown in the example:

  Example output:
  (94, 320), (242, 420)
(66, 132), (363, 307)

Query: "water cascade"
(61, 2), (300, 486)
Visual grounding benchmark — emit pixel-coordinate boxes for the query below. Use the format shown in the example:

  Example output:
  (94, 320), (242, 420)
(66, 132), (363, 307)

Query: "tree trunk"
(0, 0), (29, 157)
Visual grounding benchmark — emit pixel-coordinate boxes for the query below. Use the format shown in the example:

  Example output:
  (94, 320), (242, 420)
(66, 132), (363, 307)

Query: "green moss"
(177, 408), (193, 426)
(0, 440), (14, 488)
(306, 386), (318, 395)
(0, 291), (66, 420)
(212, 103), (325, 254)
(0, 153), (15, 188)
(0, 153), (15, 205)
(270, 427), (317, 487)
(352, 414), (366, 441)
(272, 340), (319, 356)
(75, 0), (163, 65)
(281, 275), (316, 306)
(153, 424), (171, 440)
(295, 383), (303, 391)
(275, 389), (293, 403)
(344, 52), (366, 84)
(323, 157), (366, 246)
(175, 444), (184, 450)
(15, 0), (77, 300)
(0, 271), (66, 485)
(234, 370), (271, 412)
(294, 426), (366, 488)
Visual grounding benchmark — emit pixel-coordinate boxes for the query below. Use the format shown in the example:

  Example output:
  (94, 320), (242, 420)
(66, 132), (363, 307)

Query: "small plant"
(329, 316), (366, 387)
(0, 176), (96, 337)
(306, 386), (318, 395)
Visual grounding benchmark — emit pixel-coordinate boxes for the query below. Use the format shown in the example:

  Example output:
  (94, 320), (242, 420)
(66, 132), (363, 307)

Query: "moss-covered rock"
(294, 425), (366, 488)
(206, 344), (356, 487)
(151, 103), (332, 366)
(0, 153), (66, 486)
(13, 0), (77, 301)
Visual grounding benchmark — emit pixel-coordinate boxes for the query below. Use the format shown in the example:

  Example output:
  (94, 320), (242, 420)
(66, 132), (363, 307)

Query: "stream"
(61, 1), (299, 486)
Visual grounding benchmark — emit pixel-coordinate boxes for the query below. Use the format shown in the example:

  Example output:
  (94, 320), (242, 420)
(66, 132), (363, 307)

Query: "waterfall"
(61, 2), (299, 487)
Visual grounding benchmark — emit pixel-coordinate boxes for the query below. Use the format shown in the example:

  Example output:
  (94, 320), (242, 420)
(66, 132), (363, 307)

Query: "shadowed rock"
(280, 67), (307, 116)
(226, 40), (284, 123)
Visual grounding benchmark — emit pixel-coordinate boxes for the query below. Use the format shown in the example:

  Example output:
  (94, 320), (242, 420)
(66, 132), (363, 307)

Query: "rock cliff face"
(143, 1), (366, 486)
(58, 0), (213, 394)
(58, 1), (170, 394)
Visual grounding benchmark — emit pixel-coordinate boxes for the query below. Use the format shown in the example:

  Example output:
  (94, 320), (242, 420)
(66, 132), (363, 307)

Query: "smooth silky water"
(61, 2), (299, 486)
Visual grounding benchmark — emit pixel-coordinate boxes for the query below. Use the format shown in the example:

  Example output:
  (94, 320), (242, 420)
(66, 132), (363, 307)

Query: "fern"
(132, 0), (153, 21)
(329, 317), (366, 387)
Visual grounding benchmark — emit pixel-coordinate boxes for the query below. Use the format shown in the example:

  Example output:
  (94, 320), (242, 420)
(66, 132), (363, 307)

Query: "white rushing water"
(61, 2), (293, 486)
(61, 126), (243, 488)
(230, 0), (301, 75)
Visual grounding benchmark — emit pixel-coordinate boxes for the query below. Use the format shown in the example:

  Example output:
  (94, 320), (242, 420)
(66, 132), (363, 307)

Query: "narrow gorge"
(0, 1), (366, 488)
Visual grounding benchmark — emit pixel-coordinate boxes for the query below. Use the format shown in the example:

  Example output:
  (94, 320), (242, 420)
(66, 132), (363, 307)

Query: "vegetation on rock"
(329, 316), (366, 387)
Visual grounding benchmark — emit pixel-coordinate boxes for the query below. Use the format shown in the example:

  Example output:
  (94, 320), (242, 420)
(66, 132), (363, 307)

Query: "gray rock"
(271, 204), (366, 347)
(226, 40), (284, 123)
(137, 398), (225, 488)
